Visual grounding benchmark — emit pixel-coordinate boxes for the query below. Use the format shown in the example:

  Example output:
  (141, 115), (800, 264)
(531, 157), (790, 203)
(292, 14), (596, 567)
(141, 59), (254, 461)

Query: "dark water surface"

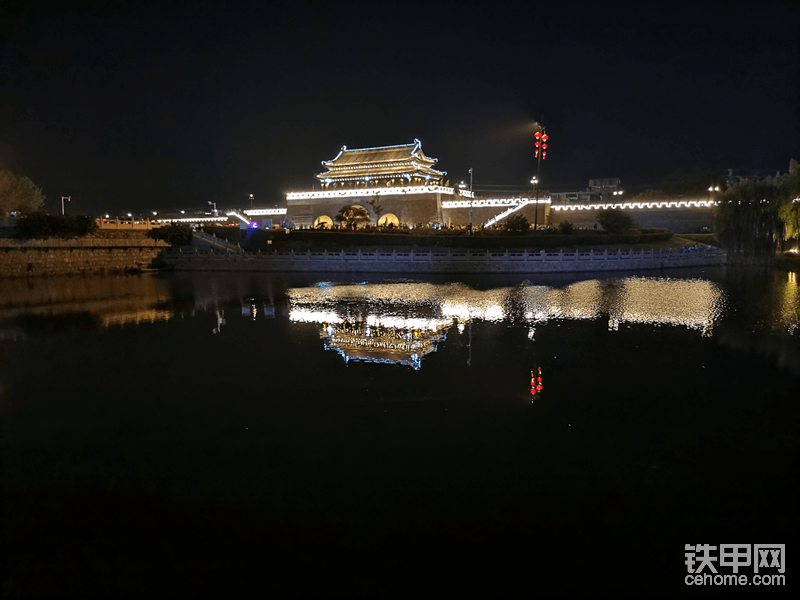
(2, 268), (798, 598)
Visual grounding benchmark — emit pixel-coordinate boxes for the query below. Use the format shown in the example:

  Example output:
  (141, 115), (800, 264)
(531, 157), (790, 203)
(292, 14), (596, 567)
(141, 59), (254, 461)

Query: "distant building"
(551, 178), (623, 203)
(317, 139), (446, 189)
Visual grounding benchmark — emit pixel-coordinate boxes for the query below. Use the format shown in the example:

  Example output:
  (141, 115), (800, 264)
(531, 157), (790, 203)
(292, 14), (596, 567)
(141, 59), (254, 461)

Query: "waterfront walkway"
(161, 246), (725, 274)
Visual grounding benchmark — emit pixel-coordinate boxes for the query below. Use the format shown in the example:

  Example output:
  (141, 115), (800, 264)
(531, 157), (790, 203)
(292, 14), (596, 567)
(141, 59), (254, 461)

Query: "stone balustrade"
(162, 246), (726, 273)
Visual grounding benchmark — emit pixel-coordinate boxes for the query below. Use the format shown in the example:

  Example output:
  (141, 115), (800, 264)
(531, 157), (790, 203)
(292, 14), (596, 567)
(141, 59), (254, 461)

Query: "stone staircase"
(484, 199), (534, 228)
(192, 230), (242, 253)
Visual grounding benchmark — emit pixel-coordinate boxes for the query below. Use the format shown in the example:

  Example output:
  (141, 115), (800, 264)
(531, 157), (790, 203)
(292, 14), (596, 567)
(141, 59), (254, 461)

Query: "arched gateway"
(378, 213), (400, 227)
(314, 215), (333, 229)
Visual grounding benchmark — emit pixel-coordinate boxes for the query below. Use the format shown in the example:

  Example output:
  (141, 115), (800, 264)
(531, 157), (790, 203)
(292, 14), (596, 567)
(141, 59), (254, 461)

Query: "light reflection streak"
(287, 277), (726, 367)
(777, 272), (799, 335)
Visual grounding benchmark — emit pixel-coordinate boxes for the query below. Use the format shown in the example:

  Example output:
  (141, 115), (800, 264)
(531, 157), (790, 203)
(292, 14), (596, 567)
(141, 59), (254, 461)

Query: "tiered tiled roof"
(316, 139), (446, 185)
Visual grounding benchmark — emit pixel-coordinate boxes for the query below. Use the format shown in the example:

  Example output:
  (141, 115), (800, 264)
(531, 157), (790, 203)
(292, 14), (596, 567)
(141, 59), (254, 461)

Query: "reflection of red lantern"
(530, 367), (543, 397)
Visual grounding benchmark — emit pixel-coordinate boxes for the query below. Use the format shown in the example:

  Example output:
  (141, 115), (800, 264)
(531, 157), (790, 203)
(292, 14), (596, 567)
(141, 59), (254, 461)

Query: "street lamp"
(61, 196), (71, 216)
(249, 193), (254, 210)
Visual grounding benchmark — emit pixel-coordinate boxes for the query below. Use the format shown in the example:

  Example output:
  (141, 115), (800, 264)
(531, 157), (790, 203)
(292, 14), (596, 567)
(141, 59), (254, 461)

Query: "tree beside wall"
(335, 205), (370, 230)
(0, 169), (45, 215)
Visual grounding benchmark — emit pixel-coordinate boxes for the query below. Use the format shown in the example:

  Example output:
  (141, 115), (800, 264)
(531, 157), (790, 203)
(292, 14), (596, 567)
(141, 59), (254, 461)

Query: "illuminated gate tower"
(286, 139), (471, 228)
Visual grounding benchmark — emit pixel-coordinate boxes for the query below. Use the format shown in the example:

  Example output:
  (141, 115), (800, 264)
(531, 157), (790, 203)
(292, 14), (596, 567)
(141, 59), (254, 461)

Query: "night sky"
(1, 1), (798, 216)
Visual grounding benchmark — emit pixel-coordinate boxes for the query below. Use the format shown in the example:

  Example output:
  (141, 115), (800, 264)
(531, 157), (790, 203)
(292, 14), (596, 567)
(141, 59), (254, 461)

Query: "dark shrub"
(148, 224), (193, 245)
(504, 214), (530, 233)
(14, 213), (98, 240)
(558, 221), (574, 234)
(596, 208), (635, 233)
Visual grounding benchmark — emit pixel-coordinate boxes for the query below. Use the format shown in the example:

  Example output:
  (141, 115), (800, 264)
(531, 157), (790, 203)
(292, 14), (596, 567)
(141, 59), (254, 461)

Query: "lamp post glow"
(533, 122), (549, 230)
(61, 196), (71, 216)
(469, 168), (474, 236)
(249, 194), (254, 210)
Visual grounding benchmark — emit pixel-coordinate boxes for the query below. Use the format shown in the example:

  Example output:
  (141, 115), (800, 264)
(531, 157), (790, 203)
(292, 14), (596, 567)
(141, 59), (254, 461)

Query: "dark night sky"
(1, 0), (799, 215)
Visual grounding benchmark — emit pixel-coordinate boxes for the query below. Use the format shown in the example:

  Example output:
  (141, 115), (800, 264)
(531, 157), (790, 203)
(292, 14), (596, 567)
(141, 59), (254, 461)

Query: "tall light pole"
(61, 196), (71, 216)
(533, 122), (549, 230)
(469, 168), (474, 236)
(249, 193), (254, 210)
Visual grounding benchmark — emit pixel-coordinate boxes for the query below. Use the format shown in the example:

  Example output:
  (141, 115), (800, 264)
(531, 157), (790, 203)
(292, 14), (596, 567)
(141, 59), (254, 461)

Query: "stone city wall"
(0, 236), (168, 277)
(442, 204), (549, 228)
(287, 192), (444, 228)
(549, 205), (715, 233)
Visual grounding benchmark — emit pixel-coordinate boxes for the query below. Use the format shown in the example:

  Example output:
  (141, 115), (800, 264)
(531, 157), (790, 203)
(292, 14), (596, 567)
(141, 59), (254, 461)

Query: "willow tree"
(715, 179), (783, 263)
(777, 159), (800, 243)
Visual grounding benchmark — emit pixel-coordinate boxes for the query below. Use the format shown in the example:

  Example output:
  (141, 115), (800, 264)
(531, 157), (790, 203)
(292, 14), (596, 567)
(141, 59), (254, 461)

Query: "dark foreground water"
(1, 268), (798, 599)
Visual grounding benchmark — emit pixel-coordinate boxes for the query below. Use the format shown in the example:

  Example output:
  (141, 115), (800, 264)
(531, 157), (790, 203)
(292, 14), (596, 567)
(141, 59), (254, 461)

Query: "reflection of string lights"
(286, 277), (727, 367)
(777, 272), (799, 335)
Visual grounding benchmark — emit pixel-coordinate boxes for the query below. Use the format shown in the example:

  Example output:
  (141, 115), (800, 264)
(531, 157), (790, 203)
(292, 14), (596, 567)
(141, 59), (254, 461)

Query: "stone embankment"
(161, 246), (726, 274)
(0, 232), (169, 277)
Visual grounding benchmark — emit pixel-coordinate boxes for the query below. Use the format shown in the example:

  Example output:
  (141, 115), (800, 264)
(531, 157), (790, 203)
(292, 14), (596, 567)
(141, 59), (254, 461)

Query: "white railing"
(484, 199), (535, 228)
(165, 246), (725, 268)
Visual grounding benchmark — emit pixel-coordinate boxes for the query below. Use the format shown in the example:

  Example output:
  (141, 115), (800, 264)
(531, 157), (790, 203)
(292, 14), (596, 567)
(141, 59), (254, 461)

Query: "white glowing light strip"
(156, 216), (229, 223)
(551, 200), (717, 211)
(442, 197), (548, 208)
(322, 161), (441, 172)
(244, 209), (288, 216)
(226, 211), (251, 224)
(287, 185), (456, 200)
(485, 199), (535, 228)
(320, 174), (443, 183)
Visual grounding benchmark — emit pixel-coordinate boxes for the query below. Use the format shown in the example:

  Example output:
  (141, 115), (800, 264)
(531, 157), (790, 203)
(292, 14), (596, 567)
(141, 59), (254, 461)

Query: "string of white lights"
(442, 197), (548, 208)
(156, 216), (229, 223)
(287, 185), (466, 200)
(551, 200), (717, 211)
(244, 209), (287, 216)
(321, 161), (440, 172)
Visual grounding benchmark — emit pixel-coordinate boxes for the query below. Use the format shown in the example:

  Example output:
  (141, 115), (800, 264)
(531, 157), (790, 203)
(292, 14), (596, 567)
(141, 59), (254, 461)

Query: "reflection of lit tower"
(533, 123), (549, 230)
(319, 320), (448, 370)
(212, 309), (226, 334)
